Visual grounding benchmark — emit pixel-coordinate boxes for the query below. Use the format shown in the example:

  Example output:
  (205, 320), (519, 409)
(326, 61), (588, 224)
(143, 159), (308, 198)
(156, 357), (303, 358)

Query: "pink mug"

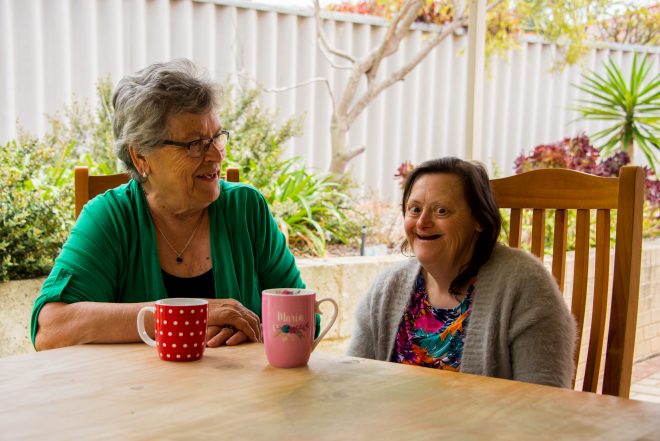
(262, 288), (338, 368)
(137, 298), (208, 361)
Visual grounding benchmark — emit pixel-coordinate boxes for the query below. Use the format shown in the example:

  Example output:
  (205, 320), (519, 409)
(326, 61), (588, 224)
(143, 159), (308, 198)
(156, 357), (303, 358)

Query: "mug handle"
(312, 298), (339, 351)
(137, 306), (156, 347)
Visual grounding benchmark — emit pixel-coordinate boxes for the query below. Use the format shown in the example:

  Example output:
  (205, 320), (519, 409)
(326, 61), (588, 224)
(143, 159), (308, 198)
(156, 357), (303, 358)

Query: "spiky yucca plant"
(572, 53), (659, 172)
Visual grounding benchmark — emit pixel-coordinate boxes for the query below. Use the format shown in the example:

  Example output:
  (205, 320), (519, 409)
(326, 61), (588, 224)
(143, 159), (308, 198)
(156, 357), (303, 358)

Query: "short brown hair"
(401, 157), (502, 295)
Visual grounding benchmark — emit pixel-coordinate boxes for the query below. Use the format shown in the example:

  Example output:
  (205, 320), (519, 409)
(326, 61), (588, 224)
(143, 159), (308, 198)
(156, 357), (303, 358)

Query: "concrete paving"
(631, 355), (660, 403)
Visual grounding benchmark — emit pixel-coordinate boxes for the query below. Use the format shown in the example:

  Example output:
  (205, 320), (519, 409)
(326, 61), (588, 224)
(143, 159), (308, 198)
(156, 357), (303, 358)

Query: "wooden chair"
(74, 166), (240, 219)
(490, 166), (645, 397)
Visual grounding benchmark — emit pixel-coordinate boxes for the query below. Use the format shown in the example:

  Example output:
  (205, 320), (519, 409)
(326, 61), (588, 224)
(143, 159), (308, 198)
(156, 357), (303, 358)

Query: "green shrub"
(0, 140), (74, 281)
(220, 84), (363, 256)
(0, 80), (117, 281)
(42, 78), (119, 175)
(260, 158), (363, 256)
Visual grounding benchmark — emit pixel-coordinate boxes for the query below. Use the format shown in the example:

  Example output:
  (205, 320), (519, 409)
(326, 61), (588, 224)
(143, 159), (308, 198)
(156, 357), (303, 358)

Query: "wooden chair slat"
(88, 174), (129, 200)
(508, 208), (522, 248)
(551, 209), (568, 293)
(583, 209), (611, 393)
(226, 167), (240, 183)
(602, 166), (644, 396)
(570, 208), (591, 387)
(531, 208), (546, 262)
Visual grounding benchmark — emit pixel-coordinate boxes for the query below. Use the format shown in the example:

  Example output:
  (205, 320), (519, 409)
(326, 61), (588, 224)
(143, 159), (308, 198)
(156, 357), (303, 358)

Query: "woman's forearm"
(35, 301), (155, 350)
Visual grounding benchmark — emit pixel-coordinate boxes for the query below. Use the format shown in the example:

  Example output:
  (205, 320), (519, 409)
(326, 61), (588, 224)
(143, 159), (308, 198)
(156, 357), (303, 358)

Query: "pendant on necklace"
(176, 257), (183, 263)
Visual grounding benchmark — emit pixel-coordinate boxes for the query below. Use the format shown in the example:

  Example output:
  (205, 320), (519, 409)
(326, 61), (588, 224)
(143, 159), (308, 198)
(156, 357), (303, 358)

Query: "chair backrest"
(490, 166), (645, 397)
(74, 166), (240, 219)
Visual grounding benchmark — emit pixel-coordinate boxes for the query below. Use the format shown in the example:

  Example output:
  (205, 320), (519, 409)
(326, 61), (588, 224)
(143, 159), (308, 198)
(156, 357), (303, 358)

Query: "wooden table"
(1, 344), (659, 440)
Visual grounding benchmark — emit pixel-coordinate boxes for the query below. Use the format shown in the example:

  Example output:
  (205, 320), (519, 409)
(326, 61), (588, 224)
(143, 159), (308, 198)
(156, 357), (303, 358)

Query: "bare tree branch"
(318, 43), (354, 70)
(317, 0), (422, 125)
(346, 19), (465, 123)
(345, 145), (367, 162)
(332, 0), (427, 152)
(312, 0), (356, 64)
(237, 72), (337, 114)
(347, 0), (504, 123)
(335, 67), (364, 121)
(366, 0), (424, 84)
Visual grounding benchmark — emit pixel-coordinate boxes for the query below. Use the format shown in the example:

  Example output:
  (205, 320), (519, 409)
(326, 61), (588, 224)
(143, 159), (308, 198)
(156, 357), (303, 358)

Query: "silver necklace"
(153, 213), (204, 264)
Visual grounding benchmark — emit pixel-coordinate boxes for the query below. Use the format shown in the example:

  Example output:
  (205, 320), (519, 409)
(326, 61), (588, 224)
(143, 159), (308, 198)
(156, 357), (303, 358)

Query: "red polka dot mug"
(137, 298), (209, 361)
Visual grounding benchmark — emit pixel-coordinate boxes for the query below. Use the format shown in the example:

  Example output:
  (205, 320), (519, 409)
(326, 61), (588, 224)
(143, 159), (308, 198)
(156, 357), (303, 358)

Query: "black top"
(161, 268), (215, 298)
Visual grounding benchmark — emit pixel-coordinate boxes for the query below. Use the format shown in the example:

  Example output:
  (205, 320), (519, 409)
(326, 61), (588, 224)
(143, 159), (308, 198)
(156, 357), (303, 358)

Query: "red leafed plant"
(515, 134), (659, 239)
(514, 134), (659, 206)
(326, 1), (454, 25)
(394, 160), (415, 189)
(514, 134), (601, 175)
(326, 1), (387, 16)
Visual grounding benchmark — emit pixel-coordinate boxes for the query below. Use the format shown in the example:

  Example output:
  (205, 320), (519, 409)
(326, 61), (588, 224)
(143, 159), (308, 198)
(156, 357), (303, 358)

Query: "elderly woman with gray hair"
(31, 59), (304, 350)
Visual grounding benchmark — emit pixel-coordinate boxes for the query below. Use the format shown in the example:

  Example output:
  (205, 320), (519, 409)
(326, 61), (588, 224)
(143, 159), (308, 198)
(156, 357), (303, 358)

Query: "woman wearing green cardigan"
(32, 59), (304, 350)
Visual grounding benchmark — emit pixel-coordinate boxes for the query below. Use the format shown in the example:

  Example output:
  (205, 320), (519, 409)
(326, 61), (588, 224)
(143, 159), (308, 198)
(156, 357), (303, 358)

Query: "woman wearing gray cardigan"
(347, 157), (576, 388)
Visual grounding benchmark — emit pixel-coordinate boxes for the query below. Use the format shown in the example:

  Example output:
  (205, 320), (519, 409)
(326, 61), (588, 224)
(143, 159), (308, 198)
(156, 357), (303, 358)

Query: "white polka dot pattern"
(153, 302), (209, 362)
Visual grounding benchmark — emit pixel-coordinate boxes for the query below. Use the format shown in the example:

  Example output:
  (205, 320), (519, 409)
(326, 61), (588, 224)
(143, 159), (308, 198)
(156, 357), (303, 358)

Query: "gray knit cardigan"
(347, 243), (577, 388)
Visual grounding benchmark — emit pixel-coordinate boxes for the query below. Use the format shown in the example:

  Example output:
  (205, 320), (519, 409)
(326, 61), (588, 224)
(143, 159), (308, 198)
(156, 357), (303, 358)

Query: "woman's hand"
(206, 325), (246, 347)
(205, 299), (262, 347)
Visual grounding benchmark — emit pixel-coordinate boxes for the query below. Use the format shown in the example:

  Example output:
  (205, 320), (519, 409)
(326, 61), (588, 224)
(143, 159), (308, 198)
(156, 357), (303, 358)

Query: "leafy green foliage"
(1, 79), (118, 281)
(572, 54), (660, 172)
(0, 140), (74, 281)
(42, 78), (119, 175)
(220, 85), (363, 256)
(592, 3), (659, 46)
(219, 85), (303, 190)
(514, 0), (612, 67)
(263, 159), (363, 256)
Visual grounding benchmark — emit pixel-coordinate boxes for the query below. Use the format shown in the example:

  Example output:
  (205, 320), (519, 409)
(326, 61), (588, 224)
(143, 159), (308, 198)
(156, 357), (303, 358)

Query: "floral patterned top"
(390, 272), (476, 371)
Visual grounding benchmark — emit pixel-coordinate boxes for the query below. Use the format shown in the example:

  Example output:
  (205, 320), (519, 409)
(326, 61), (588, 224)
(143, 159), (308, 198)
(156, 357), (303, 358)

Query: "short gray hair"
(112, 58), (222, 180)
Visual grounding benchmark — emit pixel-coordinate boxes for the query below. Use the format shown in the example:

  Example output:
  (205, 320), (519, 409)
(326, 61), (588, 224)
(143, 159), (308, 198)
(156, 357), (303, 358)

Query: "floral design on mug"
(274, 322), (309, 341)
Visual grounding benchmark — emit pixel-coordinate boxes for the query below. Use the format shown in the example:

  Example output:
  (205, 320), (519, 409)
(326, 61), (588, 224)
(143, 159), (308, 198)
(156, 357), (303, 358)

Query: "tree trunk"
(329, 124), (349, 174)
(328, 115), (365, 174)
(625, 137), (635, 163)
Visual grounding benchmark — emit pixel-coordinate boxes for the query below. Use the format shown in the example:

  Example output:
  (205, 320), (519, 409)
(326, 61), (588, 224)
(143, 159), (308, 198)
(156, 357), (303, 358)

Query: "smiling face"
(404, 173), (483, 271)
(137, 110), (224, 215)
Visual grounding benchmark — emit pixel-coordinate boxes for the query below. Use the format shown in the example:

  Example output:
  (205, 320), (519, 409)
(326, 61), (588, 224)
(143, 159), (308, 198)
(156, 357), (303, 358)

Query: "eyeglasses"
(160, 130), (230, 158)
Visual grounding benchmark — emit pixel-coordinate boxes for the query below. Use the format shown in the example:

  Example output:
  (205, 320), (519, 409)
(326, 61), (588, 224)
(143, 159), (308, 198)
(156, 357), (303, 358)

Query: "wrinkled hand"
(205, 299), (262, 347)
